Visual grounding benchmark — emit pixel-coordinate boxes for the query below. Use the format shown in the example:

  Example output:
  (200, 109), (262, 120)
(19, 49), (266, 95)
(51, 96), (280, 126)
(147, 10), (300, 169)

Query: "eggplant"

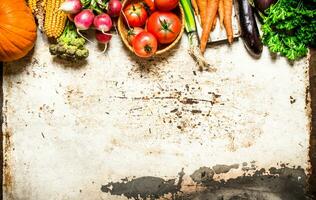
(237, 0), (263, 58)
(252, 0), (277, 13)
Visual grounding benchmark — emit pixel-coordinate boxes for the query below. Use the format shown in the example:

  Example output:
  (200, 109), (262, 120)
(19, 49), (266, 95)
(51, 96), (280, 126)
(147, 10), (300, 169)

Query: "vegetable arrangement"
(2, 0), (314, 64)
(120, 0), (183, 58)
(27, 0), (123, 60)
(0, 0), (37, 62)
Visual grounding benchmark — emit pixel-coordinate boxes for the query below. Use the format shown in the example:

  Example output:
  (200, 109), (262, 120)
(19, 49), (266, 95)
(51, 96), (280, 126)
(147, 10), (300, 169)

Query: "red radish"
(74, 9), (95, 30)
(95, 30), (112, 53)
(108, 0), (122, 17)
(60, 0), (82, 14)
(94, 14), (113, 33)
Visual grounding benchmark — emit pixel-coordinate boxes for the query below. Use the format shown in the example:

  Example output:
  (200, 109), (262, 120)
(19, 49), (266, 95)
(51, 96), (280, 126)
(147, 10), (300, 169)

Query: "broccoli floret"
(49, 21), (89, 61)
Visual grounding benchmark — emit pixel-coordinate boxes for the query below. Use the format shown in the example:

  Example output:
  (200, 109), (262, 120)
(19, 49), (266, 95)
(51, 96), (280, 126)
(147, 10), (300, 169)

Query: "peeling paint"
(212, 164), (239, 174)
(183, 165), (308, 200)
(101, 165), (309, 200)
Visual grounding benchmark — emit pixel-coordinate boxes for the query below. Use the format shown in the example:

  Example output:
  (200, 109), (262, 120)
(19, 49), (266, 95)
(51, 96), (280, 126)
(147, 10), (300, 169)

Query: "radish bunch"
(60, 0), (122, 51)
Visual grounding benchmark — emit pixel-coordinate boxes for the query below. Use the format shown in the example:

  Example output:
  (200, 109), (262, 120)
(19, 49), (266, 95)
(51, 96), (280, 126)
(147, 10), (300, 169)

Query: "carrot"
(200, 0), (219, 53)
(218, 0), (224, 29)
(197, 0), (207, 27)
(191, 0), (199, 16)
(212, 14), (218, 31)
(223, 0), (233, 44)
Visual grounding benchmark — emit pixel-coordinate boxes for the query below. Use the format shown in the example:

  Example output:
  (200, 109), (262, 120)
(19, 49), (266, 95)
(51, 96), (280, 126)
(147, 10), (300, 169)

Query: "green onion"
(180, 0), (212, 70)
(180, 0), (196, 33)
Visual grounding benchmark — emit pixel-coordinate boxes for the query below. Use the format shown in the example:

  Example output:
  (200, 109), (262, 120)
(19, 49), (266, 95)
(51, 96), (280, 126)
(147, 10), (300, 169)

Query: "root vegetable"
(223, 0), (233, 44)
(60, 0), (82, 14)
(74, 9), (94, 30)
(108, 0), (122, 17)
(200, 0), (219, 54)
(94, 13), (113, 33)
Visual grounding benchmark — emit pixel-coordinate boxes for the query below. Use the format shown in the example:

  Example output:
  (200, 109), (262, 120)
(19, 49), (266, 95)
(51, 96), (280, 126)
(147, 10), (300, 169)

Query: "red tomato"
(123, 3), (148, 27)
(132, 32), (158, 57)
(147, 11), (182, 44)
(154, 0), (179, 11)
(143, 0), (155, 12)
(127, 27), (144, 45)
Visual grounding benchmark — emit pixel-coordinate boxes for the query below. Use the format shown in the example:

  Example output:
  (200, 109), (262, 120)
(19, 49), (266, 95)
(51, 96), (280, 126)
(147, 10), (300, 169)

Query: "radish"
(108, 0), (122, 17)
(94, 14), (113, 33)
(74, 9), (95, 43)
(95, 30), (112, 53)
(74, 9), (95, 30)
(60, 0), (82, 14)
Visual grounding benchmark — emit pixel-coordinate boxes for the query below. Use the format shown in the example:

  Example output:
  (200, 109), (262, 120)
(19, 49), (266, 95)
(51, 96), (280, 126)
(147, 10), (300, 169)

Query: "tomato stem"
(159, 19), (173, 32)
(144, 45), (152, 53)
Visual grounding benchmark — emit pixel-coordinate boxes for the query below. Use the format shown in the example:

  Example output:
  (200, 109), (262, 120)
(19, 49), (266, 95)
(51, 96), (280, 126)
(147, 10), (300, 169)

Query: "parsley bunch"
(261, 0), (316, 60)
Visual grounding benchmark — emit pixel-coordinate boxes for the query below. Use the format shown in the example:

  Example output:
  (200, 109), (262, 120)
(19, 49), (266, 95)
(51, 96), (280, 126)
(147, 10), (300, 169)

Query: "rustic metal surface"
(309, 48), (316, 197)
(2, 32), (311, 199)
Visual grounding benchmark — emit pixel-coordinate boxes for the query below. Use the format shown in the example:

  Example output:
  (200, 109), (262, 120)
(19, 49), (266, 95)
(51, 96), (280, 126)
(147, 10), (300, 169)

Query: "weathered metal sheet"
(2, 32), (311, 199)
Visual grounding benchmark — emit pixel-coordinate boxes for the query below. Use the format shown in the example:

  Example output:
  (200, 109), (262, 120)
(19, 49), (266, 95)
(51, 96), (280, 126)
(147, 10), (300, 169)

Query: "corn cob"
(44, 0), (67, 38)
(27, 0), (38, 13)
(42, 0), (47, 11)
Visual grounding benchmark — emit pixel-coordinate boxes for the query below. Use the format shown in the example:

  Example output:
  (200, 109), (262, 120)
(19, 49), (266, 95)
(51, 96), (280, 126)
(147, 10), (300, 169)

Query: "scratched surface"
(2, 31), (311, 199)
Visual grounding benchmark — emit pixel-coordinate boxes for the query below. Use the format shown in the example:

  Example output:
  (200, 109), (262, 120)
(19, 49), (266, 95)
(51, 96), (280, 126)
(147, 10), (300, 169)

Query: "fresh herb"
(261, 0), (316, 60)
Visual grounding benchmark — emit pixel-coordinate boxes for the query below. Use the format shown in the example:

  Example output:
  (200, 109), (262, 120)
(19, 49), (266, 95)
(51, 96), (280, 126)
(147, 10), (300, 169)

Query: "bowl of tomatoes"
(118, 0), (184, 58)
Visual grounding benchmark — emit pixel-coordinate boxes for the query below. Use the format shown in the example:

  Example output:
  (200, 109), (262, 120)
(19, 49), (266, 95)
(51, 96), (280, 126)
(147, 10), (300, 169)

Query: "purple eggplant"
(237, 0), (263, 58)
(253, 0), (277, 13)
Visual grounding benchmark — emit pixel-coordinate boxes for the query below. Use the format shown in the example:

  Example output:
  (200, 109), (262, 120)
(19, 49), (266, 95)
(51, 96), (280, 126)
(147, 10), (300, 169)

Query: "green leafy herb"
(261, 0), (316, 60)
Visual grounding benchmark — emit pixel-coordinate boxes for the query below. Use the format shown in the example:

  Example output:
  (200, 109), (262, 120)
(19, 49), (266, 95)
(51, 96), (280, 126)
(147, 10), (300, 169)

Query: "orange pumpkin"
(0, 0), (37, 62)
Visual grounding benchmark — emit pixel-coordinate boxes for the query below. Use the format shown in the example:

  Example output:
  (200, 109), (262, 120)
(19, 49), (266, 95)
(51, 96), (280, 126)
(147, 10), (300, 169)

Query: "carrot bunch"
(192, 0), (233, 54)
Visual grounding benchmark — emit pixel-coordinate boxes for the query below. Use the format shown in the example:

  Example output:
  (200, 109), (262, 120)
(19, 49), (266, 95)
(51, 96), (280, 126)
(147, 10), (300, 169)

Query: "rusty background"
(0, 35), (316, 199)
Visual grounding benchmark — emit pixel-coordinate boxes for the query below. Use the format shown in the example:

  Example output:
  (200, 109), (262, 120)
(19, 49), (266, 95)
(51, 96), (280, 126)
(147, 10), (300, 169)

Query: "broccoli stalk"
(49, 21), (89, 60)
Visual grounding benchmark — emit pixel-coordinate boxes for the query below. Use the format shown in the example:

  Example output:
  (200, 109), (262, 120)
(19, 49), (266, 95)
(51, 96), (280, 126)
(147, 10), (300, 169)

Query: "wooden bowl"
(118, 0), (185, 56)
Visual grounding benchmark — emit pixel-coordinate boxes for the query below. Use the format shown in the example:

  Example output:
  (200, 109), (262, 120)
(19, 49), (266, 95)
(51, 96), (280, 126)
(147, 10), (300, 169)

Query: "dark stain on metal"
(308, 48), (316, 197)
(185, 165), (309, 200)
(290, 96), (296, 104)
(190, 167), (214, 184)
(179, 98), (199, 105)
(171, 108), (178, 113)
(101, 169), (184, 200)
(3, 128), (13, 199)
(305, 86), (310, 109)
(191, 110), (202, 114)
(0, 63), (3, 200)
(102, 164), (310, 200)
(212, 164), (239, 174)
